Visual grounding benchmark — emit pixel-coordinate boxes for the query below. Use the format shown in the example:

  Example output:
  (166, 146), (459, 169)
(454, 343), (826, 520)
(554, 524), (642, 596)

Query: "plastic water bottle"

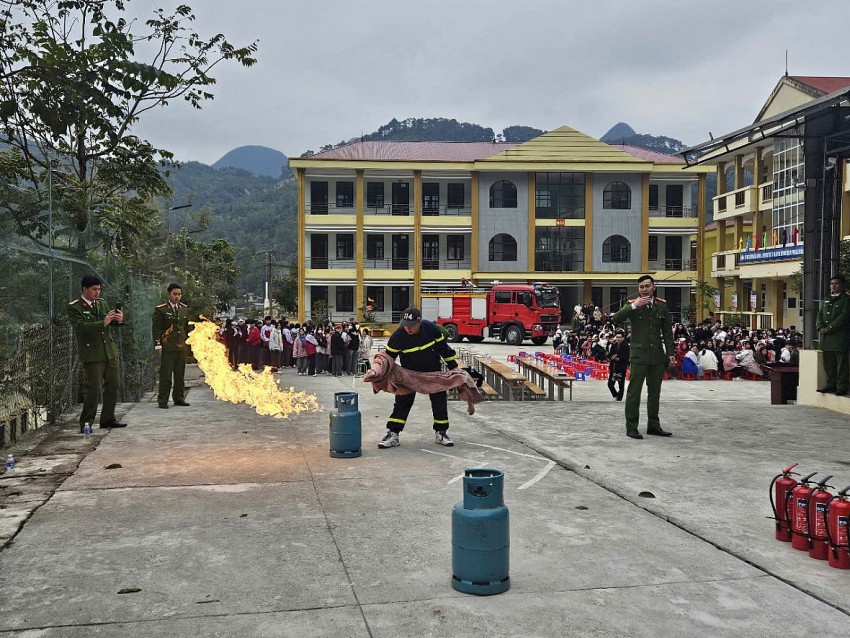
(5, 454), (14, 472)
(83, 423), (92, 438)
(485, 354), (491, 364)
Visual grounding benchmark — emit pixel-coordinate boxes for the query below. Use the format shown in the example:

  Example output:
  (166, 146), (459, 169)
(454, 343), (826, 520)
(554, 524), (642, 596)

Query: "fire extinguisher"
(824, 485), (850, 570)
(807, 475), (834, 560)
(786, 472), (818, 552)
(769, 463), (799, 542)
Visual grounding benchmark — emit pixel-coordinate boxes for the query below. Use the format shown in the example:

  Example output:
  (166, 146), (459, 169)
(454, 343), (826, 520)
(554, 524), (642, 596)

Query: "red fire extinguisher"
(807, 475), (834, 560)
(769, 463), (799, 541)
(786, 472), (818, 552)
(824, 485), (850, 570)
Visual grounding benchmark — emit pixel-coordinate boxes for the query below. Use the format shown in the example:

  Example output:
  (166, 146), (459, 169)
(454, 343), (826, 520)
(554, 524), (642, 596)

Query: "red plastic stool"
(702, 370), (716, 380)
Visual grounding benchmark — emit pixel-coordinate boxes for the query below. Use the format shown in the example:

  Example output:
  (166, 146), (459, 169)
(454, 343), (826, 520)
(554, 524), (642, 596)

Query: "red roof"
(308, 141), (517, 162)
(608, 144), (685, 164)
(790, 76), (850, 94)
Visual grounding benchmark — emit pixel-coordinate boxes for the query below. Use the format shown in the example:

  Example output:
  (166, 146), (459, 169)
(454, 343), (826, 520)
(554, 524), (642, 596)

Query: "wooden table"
(763, 363), (799, 404)
(474, 357), (529, 401)
(516, 356), (574, 401)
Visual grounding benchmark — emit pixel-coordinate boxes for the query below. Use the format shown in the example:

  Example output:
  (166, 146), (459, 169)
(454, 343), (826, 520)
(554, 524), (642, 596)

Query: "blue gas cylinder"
(451, 468), (510, 595)
(329, 392), (362, 458)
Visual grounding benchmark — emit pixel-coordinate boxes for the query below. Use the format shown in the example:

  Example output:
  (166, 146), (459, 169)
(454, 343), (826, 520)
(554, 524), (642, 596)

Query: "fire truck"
(420, 283), (561, 345)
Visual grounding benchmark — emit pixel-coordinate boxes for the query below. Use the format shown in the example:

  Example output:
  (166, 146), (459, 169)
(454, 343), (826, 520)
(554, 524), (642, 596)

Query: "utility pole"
(264, 251), (272, 315)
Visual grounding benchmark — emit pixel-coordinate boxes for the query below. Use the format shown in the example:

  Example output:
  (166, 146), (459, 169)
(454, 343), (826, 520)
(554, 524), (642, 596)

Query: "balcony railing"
(760, 182), (773, 203)
(650, 258), (697, 271)
(306, 202), (471, 216)
(305, 257), (356, 269)
(649, 205), (696, 218)
(711, 251), (741, 275)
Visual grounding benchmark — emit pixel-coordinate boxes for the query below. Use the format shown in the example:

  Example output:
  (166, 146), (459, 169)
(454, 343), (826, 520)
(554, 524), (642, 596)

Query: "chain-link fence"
(0, 244), (162, 449)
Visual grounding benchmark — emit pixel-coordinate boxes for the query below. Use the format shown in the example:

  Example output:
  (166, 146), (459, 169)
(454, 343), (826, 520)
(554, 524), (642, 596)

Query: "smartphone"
(115, 301), (123, 311)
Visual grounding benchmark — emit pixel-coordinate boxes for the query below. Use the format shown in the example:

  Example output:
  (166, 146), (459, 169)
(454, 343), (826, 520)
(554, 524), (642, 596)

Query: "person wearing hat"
(610, 274), (675, 439)
(378, 307), (460, 448)
(816, 274), (850, 395)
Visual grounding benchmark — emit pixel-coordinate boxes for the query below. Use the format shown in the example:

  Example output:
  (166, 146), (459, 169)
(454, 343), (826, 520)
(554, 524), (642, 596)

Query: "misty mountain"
(601, 122), (688, 155)
(212, 145), (291, 179)
(600, 122), (637, 143)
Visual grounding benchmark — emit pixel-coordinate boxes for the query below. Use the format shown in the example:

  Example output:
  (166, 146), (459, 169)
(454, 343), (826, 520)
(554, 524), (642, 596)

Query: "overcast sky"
(133, 0), (850, 165)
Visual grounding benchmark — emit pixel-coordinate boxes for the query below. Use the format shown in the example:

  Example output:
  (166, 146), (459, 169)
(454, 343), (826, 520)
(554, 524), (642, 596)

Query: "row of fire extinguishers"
(770, 463), (850, 569)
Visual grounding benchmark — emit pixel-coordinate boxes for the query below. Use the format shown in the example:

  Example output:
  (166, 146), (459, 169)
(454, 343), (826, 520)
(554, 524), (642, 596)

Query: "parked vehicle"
(421, 283), (561, 345)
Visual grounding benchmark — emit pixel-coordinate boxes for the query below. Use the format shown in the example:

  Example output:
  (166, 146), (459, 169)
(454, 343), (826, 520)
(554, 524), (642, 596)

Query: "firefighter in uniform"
(816, 274), (850, 395)
(67, 274), (127, 431)
(610, 274), (675, 439)
(152, 283), (191, 409)
(378, 307), (459, 448)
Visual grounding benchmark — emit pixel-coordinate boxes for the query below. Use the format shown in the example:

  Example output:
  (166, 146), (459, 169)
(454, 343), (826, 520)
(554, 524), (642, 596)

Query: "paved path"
(1, 345), (848, 637)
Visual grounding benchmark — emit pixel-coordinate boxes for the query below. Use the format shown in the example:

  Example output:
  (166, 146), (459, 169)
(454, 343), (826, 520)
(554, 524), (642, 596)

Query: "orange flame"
(186, 320), (319, 419)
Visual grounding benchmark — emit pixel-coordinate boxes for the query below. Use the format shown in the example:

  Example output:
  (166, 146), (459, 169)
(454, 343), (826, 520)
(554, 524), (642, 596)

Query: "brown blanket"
(363, 352), (485, 415)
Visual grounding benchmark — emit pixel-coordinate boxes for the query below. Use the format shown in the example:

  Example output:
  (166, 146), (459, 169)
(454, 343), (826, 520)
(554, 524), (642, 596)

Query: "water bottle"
(486, 354), (491, 364)
(83, 423), (92, 438)
(5, 454), (14, 472)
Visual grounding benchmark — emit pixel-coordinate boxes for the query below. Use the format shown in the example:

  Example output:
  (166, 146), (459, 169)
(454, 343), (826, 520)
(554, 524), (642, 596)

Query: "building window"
(648, 184), (659, 211)
(447, 183), (465, 209)
(447, 235), (464, 261)
(489, 180), (517, 208)
(489, 233), (517, 261)
(366, 235), (384, 261)
(336, 234), (354, 260)
(422, 183), (440, 216)
(535, 227), (584, 272)
(603, 181), (631, 209)
(336, 286), (354, 313)
(336, 181), (354, 208)
(772, 137), (805, 247)
(535, 172), (585, 219)
(366, 182), (384, 210)
(365, 286), (384, 312)
(648, 235), (658, 261)
(602, 235), (631, 262)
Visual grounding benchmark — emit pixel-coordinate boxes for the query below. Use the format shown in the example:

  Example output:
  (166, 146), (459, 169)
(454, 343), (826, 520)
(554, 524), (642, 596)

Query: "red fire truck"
(420, 283), (561, 345)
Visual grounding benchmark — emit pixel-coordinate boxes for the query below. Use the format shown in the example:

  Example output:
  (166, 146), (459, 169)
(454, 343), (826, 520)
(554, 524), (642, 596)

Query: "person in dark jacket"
(378, 307), (459, 449)
(606, 330), (630, 401)
(330, 324), (346, 377)
(346, 326), (360, 374)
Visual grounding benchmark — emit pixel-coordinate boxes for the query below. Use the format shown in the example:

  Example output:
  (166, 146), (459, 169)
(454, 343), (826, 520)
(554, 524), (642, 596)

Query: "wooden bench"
(481, 382), (499, 399)
(520, 380), (547, 401)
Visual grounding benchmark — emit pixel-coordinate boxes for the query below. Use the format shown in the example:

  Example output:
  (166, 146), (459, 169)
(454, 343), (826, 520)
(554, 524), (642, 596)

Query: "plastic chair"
(507, 354), (516, 363)
(681, 373), (696, 381)
(574, 371), (586, 381)
(702, 370), (716, 381)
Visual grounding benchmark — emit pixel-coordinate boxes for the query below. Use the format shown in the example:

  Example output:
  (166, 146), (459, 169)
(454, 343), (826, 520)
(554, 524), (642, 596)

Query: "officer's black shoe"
(158, 403), (169, 409)
(836, 389), (848, 396)
(647, 427), (673, 437)
(100, 421), (127, 428)
(817, 386), (836, 393)
(626, 430), (643, 440)
(173, 401), (190, 407)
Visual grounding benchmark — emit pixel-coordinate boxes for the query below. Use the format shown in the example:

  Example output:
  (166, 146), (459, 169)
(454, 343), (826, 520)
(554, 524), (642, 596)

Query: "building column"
(641, 174), (650, 272)
(413, 170), (422, 308)
(355, 170), (365, 321)
(584, 173), (594, 273)
(471, 172), (479, 278)
(773, 280), (784, 328)
(583, 280), (592, 305)
(297, 168), (306, 322)
(734, 155), (744, 190)
(527, 171), (536, 274)
(696, 173), (707, 314)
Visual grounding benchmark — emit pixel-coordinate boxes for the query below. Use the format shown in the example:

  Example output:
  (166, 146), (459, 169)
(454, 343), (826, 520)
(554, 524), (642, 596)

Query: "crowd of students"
(217, 317), (374, 377)
(554, 307), (802, 381)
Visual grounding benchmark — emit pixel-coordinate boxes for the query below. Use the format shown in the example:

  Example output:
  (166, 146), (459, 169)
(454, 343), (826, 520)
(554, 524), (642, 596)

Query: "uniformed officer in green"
(67, 274), (127, 431)
(153, 283), (191, 409)
(816, 274), (850, 395)
(610, 274), (676, 439)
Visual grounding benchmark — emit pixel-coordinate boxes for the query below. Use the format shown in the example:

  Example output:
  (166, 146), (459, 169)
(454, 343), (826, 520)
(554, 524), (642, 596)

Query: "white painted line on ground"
(518, 460), (556, 490)
(420, 449), (482, 464)
(466, 441), (548, 462)
(447, 461), (492, 485)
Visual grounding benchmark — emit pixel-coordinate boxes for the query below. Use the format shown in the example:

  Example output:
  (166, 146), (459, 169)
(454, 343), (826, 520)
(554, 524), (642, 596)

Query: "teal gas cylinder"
(329, 392), (362, 458)
(451, 468), (510, 595)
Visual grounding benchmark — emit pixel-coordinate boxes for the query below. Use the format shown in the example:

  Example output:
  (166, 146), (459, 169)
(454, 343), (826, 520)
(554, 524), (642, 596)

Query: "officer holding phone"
(152, 283), (191, 409)
(67, 274), (127, 432)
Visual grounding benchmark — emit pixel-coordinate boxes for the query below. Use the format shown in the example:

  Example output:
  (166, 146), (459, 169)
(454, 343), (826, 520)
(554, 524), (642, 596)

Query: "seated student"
(681, 345), (700, 377)
(735, 342), (763, 378)
(721, 346), (741, 378)
(697, 346), (719, 378)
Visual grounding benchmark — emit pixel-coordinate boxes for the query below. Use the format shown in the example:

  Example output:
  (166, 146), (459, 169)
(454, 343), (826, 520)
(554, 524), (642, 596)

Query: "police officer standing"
(610, 274), (675, 439)
(67, 274), (127, 432)
(153, 283), (191, 409)
(816, 274), (850, 395)
(378, 307), (459, 449)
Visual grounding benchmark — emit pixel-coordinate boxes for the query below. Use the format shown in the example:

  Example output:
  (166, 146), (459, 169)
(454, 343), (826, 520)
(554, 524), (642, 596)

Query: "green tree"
(0, 0), (258, 259)
(271, 266), (298, 315)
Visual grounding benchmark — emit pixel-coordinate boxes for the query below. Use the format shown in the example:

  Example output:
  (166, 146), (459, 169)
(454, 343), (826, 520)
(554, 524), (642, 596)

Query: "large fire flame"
(186, 320), (319, 419)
